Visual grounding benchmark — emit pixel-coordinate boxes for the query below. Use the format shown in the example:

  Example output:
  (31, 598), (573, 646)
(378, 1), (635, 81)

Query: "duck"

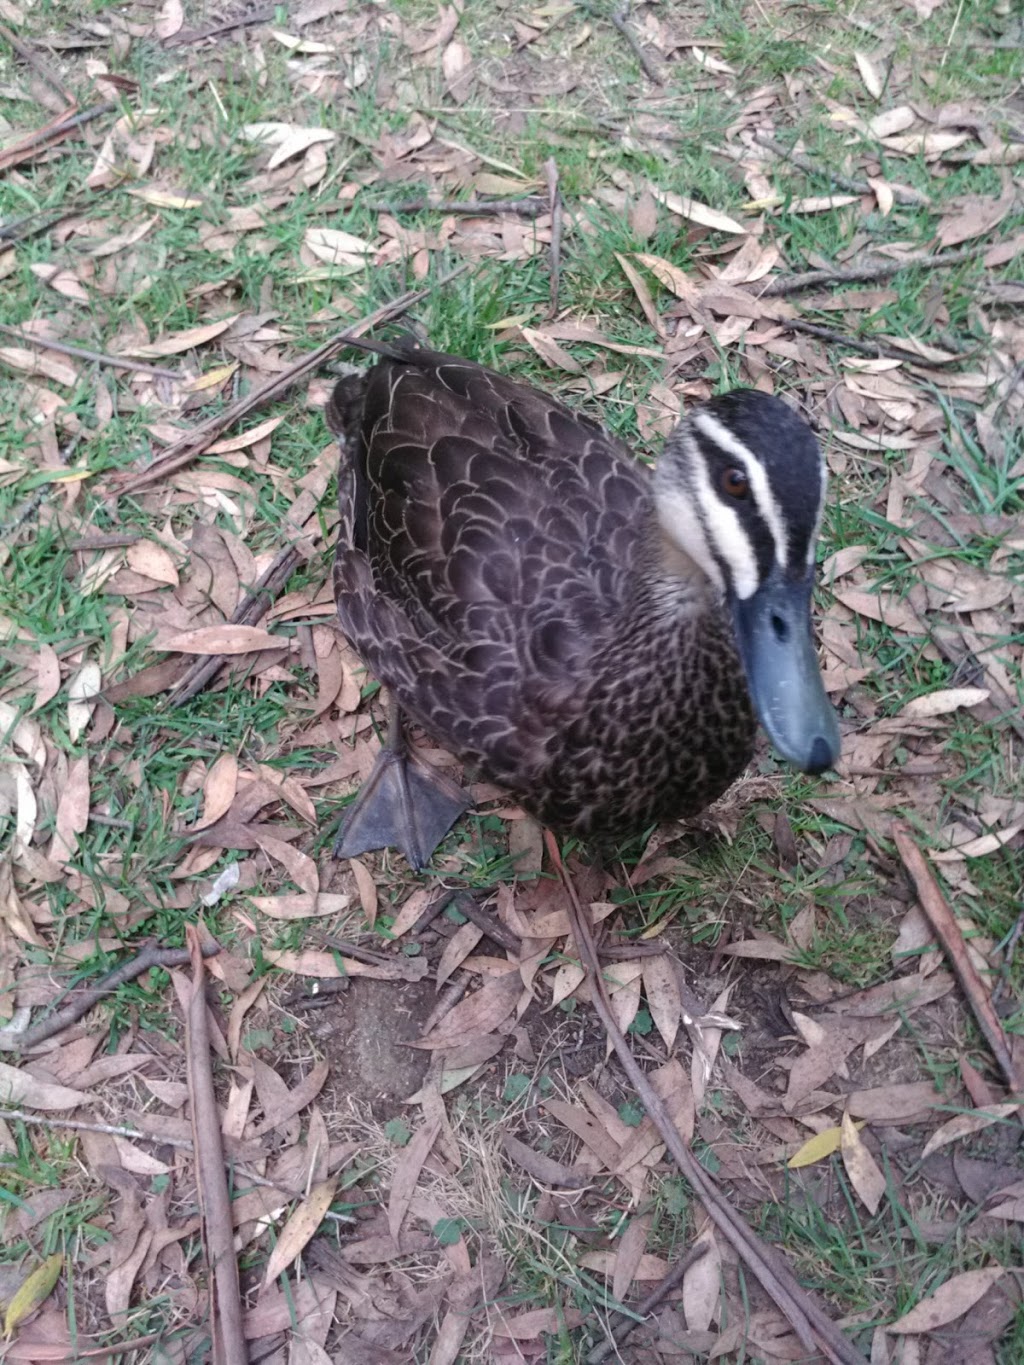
(326, 335), (841, 870)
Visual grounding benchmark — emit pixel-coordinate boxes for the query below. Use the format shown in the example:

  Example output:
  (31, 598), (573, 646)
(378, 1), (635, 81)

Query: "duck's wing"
(333, 342), (649, 647)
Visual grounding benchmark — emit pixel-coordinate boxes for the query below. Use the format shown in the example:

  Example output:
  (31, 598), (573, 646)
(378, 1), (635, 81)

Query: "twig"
(0, 21), (75, 107)
(759, 245), (989, 298)
(108, 263), (471, 499)
(544, 157), (562, 319)
(609, 6), (663, 84)
(187, 928), (247, 1365)
(0, 100), (116, 173)
(586, 1243), (709, 1364)
(892, 822), (1022, 1093)
(446, 892), (520, 953)
(0, 939), (222, 1052)
(0, 322), (180, 379)
(166, 542), (302, 706)
(165, 5), (276, 45)
(752, 132), (930, 207)
(67, 532), (142, 551)
(382, 197), (547, 218)
(544, 831), (867, 1365)
(772, 315), (967, 366)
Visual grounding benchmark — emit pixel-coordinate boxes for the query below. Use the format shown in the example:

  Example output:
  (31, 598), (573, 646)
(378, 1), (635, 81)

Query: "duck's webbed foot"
(333, 698), (471, 871)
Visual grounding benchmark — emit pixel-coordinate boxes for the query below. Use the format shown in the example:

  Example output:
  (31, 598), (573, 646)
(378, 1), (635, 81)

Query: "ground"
(0, 0), (1023, 1360)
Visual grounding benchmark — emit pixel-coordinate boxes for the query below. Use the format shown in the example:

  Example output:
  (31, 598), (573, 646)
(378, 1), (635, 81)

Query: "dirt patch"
(308, 976), (435, 1120)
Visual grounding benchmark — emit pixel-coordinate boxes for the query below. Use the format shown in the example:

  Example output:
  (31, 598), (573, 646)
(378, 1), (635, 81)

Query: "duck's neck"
(629, 514), (721, 625)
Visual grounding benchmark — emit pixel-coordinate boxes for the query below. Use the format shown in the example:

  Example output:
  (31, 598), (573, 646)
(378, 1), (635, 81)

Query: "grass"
(2, 0), (1023, 1356)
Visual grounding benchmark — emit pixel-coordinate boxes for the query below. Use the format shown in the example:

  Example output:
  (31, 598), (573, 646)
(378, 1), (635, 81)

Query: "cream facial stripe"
(692, 410), (789, 570)
(656, 428), (759, 600)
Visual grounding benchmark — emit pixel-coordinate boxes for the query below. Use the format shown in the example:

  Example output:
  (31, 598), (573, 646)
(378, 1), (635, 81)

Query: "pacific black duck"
(327, 336), (840, 869)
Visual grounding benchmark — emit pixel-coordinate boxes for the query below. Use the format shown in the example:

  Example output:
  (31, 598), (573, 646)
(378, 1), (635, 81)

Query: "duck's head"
(655, 389), (841, 775)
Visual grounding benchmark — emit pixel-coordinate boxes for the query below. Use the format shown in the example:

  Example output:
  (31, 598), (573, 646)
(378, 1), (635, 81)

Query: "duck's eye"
(721, 467), (749, 499)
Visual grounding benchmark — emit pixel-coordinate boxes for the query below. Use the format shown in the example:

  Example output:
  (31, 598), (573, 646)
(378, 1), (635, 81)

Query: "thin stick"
(166, 5), (276, 45)
(109, 263), (471, 498)
(166, 542), (303, 706)
(753, 132), (930, 207)
(0, 100), (115, 173)
(0, 21), (75, 107)
(187, 928), (247, 1365)
(609, 7), (663, 84)
(383, 197), (546, 217)
(544, 157), (563, 319)
(773, 315), (967, 366)
(892, 822), (1022, 1093)
(759, 245), (988, 298)
(0, 322), (180, 379)
(0, 939), (222, 1052)
(544, 832), (866, 1365)
(586, 1243), (709, 1364)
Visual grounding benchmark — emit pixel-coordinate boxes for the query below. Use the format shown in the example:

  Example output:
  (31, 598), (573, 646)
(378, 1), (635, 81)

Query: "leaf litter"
(0, 0), (1021, 1360)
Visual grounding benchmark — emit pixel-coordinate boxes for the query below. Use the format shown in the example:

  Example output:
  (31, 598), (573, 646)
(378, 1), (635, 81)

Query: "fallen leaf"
(921, 1103), (1019, 1158)
(388, 1117), (441, 1242)
(841, 1112), (886, 1214)
(650, 187), (747, 235)
(0, 1063), (87, 1110)
(888, 1267), (1005, 1334)
(854, 51), (884, 99)
(162, 625), (285, 655)
(3, 1255), (63, 1337)
(262, 1178), (337, 1288)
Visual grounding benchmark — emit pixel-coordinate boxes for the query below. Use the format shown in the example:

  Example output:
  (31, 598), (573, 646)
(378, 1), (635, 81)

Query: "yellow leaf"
(185, 362), (238, 393)
(4, 1254), (62, 1336)
(788, 1124), (855, 1168)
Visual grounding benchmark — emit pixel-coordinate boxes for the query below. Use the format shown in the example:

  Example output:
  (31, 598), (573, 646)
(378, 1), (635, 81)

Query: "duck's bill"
(731, 569), (841, 775)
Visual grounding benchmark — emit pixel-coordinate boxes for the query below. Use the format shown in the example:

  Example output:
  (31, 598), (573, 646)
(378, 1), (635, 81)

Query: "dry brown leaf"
(162, 625), (285, 655)
(649, 187), (746, 235)
(899, 688), (989, 719)
(50, 754), (89, 863)
(921, 1103), (1019, 1158)
(888, 1267), (1005, 1334)
(683, 1222), (721, 1332)
(249, 893), (351, 919)
(124, 315), (238, 358)
(194, 753), (239, 830)
(840, 1112), (886, 1214)
(642, 953), (680, 1049)
(616, 253), (667, 335)
(519, 327), (582, 372)
(501, 1133), (588, 1188)
(388, 1116), (441, 1242)
(31, 644), (61, 713)
(417, 969), (522, 1048)
(256, 834), (319, 896)
(347, 857), (378, 928)
(436, 920), (484, 987)
(788, 194), (860, 214)
(303, 226), (374, 268)
(611, 1212), (651, 1303)
(262, 1178), (337, 1288)
(936, 190), (1015, 248)
(854, 51), (884, 99)
(0, 1063), (87, 1110)
(125, 539), (178, 586)
(493, 1306), (585, 1338)
(206, 414), (287, 454)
